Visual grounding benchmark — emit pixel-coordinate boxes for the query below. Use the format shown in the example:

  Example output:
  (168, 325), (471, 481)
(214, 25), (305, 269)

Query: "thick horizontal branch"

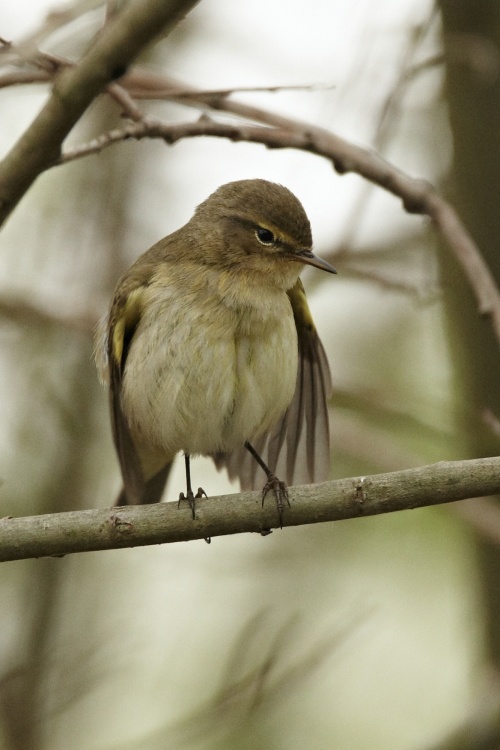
(1, 457), (499, 563)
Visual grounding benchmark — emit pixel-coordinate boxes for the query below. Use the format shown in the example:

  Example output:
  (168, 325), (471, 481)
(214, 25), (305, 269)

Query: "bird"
(94, 179), (335, 525)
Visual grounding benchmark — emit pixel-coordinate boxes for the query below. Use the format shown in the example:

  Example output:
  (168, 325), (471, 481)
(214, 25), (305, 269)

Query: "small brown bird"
(94, 179), (335, 524)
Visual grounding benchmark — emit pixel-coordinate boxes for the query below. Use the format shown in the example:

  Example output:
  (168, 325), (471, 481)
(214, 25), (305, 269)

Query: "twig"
(338, 263), (439, 300)
(0, 0), (201, 225)
(106, 82), (145, 121)
(1, 457), (499, 562)
(0, 294), (97, 334)
(0, 70), (51, 89)
(157, 82), (335, 98)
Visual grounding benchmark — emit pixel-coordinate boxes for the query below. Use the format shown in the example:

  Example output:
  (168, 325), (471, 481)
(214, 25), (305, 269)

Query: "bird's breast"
(121, 279), (298, 459)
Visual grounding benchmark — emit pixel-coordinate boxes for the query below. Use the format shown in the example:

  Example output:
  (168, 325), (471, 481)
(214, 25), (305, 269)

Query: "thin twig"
(106, 83), (145, 121)
(0, 294), (97, 334)
(0, 70), (51, 89)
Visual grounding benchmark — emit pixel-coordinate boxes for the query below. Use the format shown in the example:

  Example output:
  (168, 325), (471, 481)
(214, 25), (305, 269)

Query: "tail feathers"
(115, 462), (173, 506)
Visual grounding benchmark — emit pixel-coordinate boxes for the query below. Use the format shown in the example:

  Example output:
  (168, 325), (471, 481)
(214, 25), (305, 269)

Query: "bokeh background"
(1, 1), (499, 748)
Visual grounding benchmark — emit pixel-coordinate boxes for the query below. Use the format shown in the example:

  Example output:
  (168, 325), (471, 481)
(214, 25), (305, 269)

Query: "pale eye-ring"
(255, 227), (276, 246)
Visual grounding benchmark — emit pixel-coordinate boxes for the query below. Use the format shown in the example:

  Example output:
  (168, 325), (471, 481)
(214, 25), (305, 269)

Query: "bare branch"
(155, 82), (335, 98)
(106, 82), (146, 121)
(338, 263), (438, 299)
(1, 457), (500, 562)
(0, 293), (97, 334)
(56, 109), (500, 347)
(57, 117), (290, 162)
(0, 70), (51, 89)
(2, 28), (500, 350)
(2, 32), (499, 343)
(0, 0), (200, 225)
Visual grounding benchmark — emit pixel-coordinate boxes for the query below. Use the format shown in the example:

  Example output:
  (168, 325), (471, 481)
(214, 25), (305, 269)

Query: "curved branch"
(1, 457), (499, 563)
(2, 45), (500, 344)
(58, 112), (500, 345)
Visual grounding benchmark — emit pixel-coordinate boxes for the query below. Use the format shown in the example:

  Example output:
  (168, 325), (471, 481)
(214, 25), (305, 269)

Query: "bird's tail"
(115, 462), (173, 506)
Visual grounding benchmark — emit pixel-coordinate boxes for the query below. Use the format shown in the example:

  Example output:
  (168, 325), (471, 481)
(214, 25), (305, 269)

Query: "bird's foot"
(262, 475), (290, 529)
(178, 487), (207, 520)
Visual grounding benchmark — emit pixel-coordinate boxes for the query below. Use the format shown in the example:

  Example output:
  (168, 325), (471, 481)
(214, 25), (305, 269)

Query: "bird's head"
(189, 179), (336, 289)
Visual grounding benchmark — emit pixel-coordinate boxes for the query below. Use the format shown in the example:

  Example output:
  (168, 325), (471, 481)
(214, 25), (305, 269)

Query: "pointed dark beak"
(292, 250), (337, 274)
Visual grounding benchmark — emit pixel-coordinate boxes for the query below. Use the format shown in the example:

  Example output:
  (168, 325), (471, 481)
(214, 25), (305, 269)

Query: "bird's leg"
(178, 453), (207, 520)
(244, 441), (290, 528)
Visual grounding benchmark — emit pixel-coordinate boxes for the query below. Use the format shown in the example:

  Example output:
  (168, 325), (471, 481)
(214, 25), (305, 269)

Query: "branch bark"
(1, 457), (499, 562)
(0, 0), (200, 225)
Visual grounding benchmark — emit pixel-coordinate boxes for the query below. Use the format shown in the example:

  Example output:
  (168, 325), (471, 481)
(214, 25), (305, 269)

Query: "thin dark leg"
(245, 441), (272, 477)
(244, 441), (290, 528)
(185, 453), (193, 496)
(178, 453), (207, 522)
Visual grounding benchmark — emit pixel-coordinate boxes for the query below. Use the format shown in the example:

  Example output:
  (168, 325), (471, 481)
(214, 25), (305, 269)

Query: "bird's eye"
(255, 227), (276, 246)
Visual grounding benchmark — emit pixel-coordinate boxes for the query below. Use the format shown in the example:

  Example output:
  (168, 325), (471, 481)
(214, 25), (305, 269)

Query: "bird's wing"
(107, 286), (148, 504)
(213, 279), (332, 490)
(106, 283), (172, 505)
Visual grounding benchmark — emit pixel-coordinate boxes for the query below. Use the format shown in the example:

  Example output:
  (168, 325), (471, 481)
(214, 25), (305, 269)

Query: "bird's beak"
(292, 250), (337, 274)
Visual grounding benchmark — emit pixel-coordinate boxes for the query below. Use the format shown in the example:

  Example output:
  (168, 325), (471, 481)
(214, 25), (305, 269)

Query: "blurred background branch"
(0, 0), (200, 223)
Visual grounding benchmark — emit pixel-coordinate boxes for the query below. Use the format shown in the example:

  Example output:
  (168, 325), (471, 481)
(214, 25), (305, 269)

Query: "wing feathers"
(108, 284), (171, 505)
(213, 279), (332, 490)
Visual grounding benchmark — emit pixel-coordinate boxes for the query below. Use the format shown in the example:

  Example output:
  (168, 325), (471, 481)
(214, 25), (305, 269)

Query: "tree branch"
(1, 457), (499, 563)
(3, 39), (500, 347)
(0, 0), (200, 225)
(56, 109), (500, 347)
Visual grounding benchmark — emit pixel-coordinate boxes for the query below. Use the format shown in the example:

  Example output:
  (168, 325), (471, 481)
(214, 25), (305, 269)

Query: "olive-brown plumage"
(94, 179), (335, 522)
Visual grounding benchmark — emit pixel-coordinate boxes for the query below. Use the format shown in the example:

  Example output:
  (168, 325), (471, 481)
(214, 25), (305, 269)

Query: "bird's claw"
(262, 475), (290, 528)
(178, 486), (207, 520)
